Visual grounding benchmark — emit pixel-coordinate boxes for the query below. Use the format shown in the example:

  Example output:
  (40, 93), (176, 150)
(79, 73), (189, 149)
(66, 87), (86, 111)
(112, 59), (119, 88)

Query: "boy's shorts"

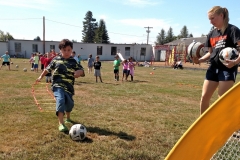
(41, 64), (44, 70)
(53, 87), (74, 116)
(114, 69), (119, 74)
(34, 64), (38, 69)
(2, 62), (10, 66)
(206, 65), (238, 82)
(94, 69), (101, 76)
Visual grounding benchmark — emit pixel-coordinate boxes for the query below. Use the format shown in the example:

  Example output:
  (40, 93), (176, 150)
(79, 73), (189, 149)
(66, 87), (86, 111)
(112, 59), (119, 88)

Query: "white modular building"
(0, 41), (8, 55)
(4, 39), (153, 61)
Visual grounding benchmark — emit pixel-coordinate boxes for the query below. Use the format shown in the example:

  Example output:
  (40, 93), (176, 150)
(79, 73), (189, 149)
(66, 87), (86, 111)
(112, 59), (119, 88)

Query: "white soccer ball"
(69, 124), (87, 141)
(23, 68), (27, 72)
(153, 67), (155, 70)
(219, 47), (239, 64)
(31, 68), (34, 71)
(16, 65), (19, 68)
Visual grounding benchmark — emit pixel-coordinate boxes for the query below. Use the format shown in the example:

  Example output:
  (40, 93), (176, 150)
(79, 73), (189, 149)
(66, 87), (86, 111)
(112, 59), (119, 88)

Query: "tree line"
(155, 26), (194, 45)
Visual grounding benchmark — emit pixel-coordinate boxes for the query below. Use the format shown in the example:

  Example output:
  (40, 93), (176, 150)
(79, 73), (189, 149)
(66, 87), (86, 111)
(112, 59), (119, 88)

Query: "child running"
(36, 39), (85, 132)
(93, 56), (103, 83)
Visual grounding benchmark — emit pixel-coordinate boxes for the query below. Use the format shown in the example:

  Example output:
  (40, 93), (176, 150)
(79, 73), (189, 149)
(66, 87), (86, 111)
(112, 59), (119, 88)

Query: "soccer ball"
(23, 68), (27, 72)
(15, 65), (19, 68)
(219, 47), (239, 64)
(11, 62), (13, 64)
(153, 67), (155, 70)
(31, 68), (34, 71)
(69, 124), (87, 141)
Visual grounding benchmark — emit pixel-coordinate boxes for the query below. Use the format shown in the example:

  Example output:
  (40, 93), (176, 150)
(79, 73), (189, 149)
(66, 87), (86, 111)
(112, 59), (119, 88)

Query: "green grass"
(0, 59), (239, 160)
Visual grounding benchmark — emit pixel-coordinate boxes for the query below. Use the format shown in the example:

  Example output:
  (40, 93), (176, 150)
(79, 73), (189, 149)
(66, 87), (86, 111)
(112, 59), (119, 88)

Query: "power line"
(0, 17), (148, 39)
(45, 18), (145, 38)
(45, 19), (82, 28)
(108, 32), (145, 37)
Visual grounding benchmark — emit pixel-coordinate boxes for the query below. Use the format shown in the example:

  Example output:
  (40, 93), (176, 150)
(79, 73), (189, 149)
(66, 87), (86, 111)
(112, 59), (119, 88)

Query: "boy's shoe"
(65, 119), (74, 124)
(59, 124), (68, 132)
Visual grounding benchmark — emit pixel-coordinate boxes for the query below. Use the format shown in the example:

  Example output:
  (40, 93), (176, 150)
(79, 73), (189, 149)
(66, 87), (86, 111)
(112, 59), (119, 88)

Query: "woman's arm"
(193, 48), (212, 64)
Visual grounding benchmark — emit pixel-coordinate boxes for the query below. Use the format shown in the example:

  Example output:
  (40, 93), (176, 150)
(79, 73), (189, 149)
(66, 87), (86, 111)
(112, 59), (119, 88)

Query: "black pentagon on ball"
(230, 50), (238, 60)
(80, 132), (85, 139)
(73, 130), (77, 135)
(219, 54), (224, 60)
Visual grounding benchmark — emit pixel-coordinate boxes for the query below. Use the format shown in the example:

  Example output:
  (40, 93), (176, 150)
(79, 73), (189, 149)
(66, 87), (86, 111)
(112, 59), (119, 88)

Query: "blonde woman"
(194, 6), (240, 114)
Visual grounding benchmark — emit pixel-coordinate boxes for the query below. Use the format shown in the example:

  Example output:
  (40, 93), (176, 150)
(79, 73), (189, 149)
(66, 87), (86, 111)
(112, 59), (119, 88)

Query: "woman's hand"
(225, 59), (237, 68)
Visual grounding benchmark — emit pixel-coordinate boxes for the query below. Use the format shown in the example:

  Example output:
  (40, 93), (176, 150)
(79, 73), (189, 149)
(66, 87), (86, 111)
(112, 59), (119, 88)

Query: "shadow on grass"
(75, 81), (95, 85)
(75, 81), (121, 86)
(61, 130), (94, 143)
(65, 121), (135, 141)
(87, 126), (136, 141)
(131, 80), (148, 83)
(100, 82), (121, 85)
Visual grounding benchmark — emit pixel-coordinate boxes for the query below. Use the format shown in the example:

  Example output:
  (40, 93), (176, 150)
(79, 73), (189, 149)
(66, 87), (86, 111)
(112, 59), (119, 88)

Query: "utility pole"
(43, 16), (45, 54)
(144, 26), (153, 44)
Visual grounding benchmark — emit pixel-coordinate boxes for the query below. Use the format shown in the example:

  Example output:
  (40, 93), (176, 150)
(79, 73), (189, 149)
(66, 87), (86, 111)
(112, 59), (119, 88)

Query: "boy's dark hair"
(59, 39), (73, 49)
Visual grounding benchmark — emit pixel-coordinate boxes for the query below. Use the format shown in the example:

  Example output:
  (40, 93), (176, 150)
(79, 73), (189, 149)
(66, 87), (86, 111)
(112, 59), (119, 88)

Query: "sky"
(0, 0), (240, 44)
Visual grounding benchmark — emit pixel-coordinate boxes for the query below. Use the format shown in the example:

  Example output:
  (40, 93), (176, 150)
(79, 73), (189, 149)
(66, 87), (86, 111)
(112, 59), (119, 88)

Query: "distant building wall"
(7, 39), (153, 61)
(0, 41), (8, 56)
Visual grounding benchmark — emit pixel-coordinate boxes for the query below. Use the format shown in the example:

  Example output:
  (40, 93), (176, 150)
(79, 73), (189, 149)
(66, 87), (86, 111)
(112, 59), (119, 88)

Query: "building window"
(14, 43), (21, 52)
(111, 47), (117, 55)
(32, 44), (38, 52)
(125, 47), (130, 56)
(140, 48), (146, 56)
(97, 46), (102, 55)
(50, 45), (55, 50)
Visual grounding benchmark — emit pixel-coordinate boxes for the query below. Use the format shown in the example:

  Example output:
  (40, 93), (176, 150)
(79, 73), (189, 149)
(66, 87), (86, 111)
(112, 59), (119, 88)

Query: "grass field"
(0, 58), (239, 160)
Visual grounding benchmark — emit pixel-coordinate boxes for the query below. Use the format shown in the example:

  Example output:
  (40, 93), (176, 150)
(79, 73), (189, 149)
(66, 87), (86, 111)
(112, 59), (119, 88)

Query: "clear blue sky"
(0, 0), (240, 44)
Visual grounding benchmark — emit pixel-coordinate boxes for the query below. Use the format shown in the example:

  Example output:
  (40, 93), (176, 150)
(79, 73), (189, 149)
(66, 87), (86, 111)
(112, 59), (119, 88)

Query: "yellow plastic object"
(165, 82), (240, 160)
(169, 47), (175, 64)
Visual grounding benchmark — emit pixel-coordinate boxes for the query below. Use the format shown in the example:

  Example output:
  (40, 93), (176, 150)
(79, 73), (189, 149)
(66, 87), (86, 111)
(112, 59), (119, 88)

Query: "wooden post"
(43, 16), (45, 54)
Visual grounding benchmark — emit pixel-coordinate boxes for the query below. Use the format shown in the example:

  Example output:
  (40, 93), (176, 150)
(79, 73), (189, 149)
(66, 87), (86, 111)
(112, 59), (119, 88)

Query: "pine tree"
(94, 19), (110, 43)
(155, 28), (166, 45)
(189, 33), (193, 37)
(34, 36), (41, 41)
(165, 27), (175, 43)
(82, 11), (98, 43)
(179, 25), (189, 38)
